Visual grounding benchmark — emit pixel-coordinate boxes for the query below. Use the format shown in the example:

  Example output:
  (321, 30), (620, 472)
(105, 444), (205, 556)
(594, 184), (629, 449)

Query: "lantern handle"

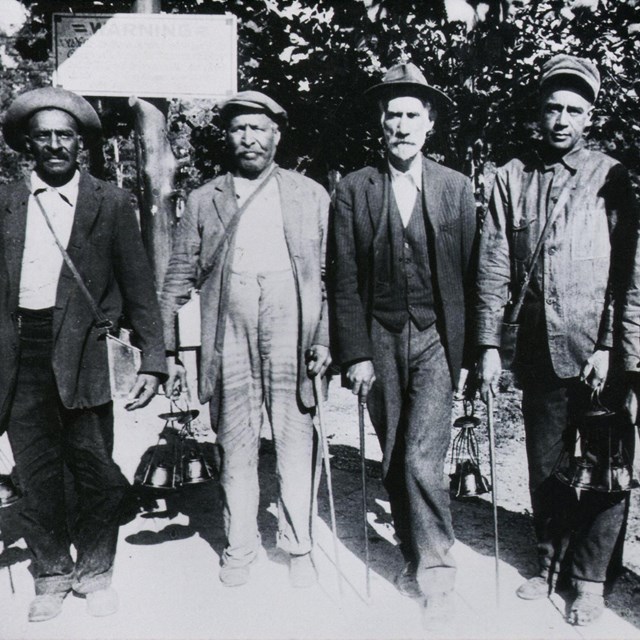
(463, 399), (475, 418)
(590, 388), (611, 413)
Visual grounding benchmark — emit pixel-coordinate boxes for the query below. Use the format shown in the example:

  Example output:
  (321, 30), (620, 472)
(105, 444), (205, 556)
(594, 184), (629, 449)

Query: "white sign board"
(53, 13), (237, 100)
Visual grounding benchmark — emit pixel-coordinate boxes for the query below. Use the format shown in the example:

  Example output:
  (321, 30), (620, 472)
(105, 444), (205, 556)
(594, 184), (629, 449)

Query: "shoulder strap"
(33, 193), (113, 332)
(196, 164), (279, 289)
(506, 173), (577, 323)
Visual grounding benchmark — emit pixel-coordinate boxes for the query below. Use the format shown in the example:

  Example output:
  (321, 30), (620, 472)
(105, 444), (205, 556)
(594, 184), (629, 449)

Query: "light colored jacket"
(475, 145), (639, 378)
(160, 166), (330, 411)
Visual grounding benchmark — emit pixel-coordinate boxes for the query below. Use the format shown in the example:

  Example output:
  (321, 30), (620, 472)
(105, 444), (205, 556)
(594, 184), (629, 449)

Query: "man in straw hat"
(161, 90), (331, 589)
(0, 86), (166, 621)
(329, 62), (476, 623)
(476, 54), (640, 625)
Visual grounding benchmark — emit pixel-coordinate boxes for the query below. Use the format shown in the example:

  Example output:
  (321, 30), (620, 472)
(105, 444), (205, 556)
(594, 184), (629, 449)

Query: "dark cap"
(219, 90), (288, 128)
(540, 54), (601, 103)
(2, 86), (101, 152)
(364, 62), (453, 111)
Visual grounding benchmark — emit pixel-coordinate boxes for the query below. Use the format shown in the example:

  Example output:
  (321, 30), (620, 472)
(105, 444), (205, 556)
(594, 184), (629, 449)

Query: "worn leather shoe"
(28, 593), (66, 622)
(219, 564), (250, 587)
(567, 580), (605, 626)
(86, 587), (119, 617)
(516, 572), (557, 600)
(289, 553), (317, 588)
(394, 561), (422, 598)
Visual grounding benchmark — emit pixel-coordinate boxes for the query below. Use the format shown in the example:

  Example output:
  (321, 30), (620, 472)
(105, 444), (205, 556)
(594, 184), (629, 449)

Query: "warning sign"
(53, 13), (237, 100)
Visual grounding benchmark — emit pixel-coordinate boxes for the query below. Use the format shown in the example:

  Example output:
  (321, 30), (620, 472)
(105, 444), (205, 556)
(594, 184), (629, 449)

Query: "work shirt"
(475, 142), (639, 377)
(232, 173), (291, 274)
(389, 154), (422, 227)
(19, 171), (79, 309)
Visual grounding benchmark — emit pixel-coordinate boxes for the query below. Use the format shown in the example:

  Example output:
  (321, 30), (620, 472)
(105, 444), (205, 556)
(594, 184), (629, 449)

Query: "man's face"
(26, 109), (80, 186)
(539, 89), (593, 153)
(381, 96), (435, 168)
(227, 111), (280, 178)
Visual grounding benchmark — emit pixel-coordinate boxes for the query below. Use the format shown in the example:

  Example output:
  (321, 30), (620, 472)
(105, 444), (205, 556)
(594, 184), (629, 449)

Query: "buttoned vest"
(372, 186), (436, 332)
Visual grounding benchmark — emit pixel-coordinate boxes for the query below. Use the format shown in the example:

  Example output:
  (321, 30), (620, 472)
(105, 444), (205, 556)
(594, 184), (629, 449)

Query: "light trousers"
(215, 269), (315, 568)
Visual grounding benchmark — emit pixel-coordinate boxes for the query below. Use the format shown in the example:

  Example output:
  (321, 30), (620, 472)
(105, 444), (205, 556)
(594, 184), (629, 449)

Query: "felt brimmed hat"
(365, 62), (453, 111)
(219, 90), (288, 129)
(539, 54), (601, 103)
(2, 86), (101, 152)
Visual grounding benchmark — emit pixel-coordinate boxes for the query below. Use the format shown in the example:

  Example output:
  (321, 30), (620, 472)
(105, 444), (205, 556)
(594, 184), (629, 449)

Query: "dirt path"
(0, 380), (638, 639)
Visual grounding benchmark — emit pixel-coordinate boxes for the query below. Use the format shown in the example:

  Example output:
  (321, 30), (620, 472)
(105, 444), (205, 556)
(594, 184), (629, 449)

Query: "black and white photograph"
(0, 0), (638, 638)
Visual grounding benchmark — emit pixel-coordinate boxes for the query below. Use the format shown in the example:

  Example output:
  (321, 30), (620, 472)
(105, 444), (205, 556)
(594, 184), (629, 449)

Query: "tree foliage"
(0, 0), (639, 203)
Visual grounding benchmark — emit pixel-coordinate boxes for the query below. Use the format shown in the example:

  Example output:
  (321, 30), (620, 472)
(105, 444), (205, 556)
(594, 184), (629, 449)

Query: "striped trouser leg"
(218, 270), (314, 567)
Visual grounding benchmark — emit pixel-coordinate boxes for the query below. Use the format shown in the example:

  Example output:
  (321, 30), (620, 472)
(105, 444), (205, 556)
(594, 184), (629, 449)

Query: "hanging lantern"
(554, 394), (637, 493)
(136, 407), (216, 490)
(450, 401), (491, 499)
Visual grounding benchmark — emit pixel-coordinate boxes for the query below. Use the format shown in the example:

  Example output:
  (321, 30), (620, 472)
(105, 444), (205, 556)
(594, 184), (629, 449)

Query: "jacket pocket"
(510, 216), (537, 262)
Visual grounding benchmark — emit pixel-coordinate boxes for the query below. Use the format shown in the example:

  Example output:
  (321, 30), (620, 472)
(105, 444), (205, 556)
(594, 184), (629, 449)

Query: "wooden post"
(130, 0), (175, 293)
(129, 96), (176, 295)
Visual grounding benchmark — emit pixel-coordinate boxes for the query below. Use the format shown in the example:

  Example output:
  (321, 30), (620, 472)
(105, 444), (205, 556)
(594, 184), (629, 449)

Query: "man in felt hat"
(161, 90), (331, 588)
(476, 54), (640, 625)
(329, 62), (476, 623)
(0, 86), (167, 621)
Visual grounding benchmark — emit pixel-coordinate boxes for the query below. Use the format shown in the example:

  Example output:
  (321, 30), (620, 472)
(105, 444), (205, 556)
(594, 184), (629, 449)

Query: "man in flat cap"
(161, 90), (331, 588)
(330, 62), (476, 624)
(476, 54), (640, 625)
(0, 87), (167, 621)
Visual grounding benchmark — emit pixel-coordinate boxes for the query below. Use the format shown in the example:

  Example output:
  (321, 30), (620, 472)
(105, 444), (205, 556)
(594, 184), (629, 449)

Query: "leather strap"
(196, 164), (279, 289)
(505, 173), (578, 323)
(33, 193), (113, 332)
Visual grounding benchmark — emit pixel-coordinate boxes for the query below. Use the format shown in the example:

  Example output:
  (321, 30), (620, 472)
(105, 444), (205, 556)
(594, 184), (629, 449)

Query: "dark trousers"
(519, 357), (629, 584)
(6, 308), (129, 595)
(367, 318), (456, 596)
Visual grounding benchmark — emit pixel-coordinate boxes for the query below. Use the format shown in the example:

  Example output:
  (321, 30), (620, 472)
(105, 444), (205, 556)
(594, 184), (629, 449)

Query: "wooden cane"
(487, 392), (500, 607)
(313, 375), (343, 595)
(358, 401), (371, 600)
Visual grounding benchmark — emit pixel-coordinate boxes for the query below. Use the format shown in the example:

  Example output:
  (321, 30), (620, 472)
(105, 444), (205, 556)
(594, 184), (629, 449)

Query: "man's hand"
(306, 345), (332, 378)
(125, 373), (161, 411)
(580, 349), (610, 392)
(624, 375), (640, 425)
(346, 360), (376, 403)
(476, 348), (501, 402)
(164, 357), (190, 400)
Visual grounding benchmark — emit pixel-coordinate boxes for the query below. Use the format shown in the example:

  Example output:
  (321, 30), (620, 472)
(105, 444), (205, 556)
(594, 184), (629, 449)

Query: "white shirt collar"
(30, 170), (80, 207)
(388, 154), (423, 191)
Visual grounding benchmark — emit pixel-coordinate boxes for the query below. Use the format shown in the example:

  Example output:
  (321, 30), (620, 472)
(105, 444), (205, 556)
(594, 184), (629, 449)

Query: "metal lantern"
(554, 394), (637, 493)
(450, 401), (491, 499)
(136, 407), (215, 491)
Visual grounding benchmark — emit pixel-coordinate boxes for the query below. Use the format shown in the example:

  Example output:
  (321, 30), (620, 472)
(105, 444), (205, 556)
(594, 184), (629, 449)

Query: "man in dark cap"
(0, 87), (167, 621)
(161, 90), (331, 588)
(476, 54), (640, 625)
(330, 62), (476, 624)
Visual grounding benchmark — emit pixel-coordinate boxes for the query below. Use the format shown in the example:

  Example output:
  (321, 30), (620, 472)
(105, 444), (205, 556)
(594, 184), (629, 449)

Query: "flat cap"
(540, 54), (600, 103)
(365, 62), (453, 111)
(219, 90), (288, 128)
(2, 86), (101, 152)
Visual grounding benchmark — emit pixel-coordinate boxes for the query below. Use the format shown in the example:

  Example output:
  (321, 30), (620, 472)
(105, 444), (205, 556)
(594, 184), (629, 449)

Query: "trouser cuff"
(35, 573), (74, 596)
(72, 568), (113, 594)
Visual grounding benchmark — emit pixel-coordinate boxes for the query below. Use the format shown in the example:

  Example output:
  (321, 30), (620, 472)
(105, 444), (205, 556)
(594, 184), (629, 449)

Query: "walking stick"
(313, 374), (343, 594)
(486, 392), (500, 607)
(358, 401), (371, 600)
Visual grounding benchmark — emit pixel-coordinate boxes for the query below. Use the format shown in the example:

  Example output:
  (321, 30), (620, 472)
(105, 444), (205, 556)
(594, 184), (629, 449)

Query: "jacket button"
(546, 298), (555, 305)
(548, 247), (557, 255)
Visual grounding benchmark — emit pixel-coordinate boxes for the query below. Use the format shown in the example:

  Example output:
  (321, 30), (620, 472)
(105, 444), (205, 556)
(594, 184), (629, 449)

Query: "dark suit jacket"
(329, 156), (477, 387)
(0, 172), (167, 426)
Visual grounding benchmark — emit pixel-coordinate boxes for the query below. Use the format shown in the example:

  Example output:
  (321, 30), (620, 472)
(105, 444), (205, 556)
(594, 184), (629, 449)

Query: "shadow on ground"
(1, 435), (638, 630)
